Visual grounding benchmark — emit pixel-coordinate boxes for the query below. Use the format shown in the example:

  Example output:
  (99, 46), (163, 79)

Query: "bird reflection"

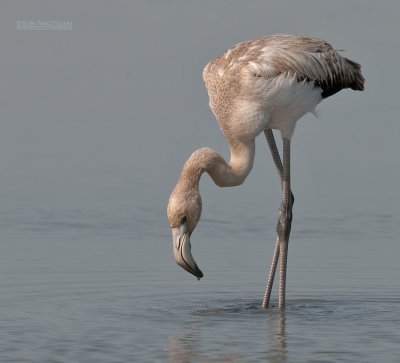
(167, 328), (243, 362)
(166, 303), (288, 362)
(167, 331), (195, 363)
(265, 309), (287, 362)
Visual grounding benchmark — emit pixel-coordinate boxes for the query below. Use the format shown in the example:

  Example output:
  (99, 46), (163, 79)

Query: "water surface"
(0, 205), (399, 362)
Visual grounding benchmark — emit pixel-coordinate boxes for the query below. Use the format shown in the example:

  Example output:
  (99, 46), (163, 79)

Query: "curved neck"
(179, 139), (255, 189)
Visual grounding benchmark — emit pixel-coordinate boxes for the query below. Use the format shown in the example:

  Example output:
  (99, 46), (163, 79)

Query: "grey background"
(1, 0), (398, 222)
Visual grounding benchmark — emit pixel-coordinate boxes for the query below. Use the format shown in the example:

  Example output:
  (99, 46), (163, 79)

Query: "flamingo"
(167, 34), (364, 310)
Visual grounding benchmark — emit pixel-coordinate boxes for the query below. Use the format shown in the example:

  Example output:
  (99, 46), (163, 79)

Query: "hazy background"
(0, 0), (398, 222)
(0, 1), (399, 361)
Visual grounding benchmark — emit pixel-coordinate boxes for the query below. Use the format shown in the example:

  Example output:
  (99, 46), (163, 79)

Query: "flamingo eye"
(181, 216), (187, 224)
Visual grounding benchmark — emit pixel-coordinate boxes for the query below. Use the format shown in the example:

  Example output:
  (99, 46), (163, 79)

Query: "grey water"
(1, 201), (399, 362)
(1, 0), (400, 362)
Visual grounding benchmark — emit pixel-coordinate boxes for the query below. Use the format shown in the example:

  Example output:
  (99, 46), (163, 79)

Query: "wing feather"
(202, 35), (364, 106)
(233, 35), (364, 98)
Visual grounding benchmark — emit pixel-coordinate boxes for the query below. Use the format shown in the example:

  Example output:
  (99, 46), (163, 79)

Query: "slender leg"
(277, 137), (293, 309)
(262, 130), (282, 308)
(262, 235), (280, 308)
(264, 130), (294, 204)
(265, 129), (283, 184)
(262, 130), (294, 309)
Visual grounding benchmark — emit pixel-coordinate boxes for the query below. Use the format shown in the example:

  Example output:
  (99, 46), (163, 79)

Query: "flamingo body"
(167, 34), (364, 309)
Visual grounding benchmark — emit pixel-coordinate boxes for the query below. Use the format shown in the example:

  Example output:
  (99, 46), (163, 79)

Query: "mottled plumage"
(204, 34), (363, 100)
(203, 34), (364, 138)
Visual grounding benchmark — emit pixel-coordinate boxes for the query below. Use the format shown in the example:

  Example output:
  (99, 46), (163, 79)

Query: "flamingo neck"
(179, 139), (255, 189)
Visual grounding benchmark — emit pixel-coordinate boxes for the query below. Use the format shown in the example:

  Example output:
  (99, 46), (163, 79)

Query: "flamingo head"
(167, 186), (203, 279)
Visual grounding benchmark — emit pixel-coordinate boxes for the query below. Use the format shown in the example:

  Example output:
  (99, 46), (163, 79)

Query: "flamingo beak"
(172, 223), (203, 279)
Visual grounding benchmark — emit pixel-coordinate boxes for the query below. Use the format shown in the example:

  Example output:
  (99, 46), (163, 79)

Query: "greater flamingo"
(167, 34), (364, 309)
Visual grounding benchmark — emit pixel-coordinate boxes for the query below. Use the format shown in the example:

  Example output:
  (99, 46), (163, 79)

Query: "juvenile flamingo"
(167, 34), (364, 309)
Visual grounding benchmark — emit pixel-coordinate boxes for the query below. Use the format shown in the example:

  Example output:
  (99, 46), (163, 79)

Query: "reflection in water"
(167, 327), (195, 363)
(162, 297), (400, 362)
(166, 302), (288, 362)
(166, 322), (243, 362)
(265, 310), (287, 362)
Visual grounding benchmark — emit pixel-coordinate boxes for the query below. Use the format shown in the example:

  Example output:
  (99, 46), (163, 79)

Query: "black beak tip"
(190, 267), (203, 280)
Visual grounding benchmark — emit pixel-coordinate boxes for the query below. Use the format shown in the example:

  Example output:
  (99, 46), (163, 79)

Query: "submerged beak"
(172, 223), (203, 279)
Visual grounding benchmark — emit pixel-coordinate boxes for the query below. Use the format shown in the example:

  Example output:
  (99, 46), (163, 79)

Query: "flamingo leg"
(277, 137), (293, 309)
(262, 130), (294, 309)
(262, 235), (280, 308)
(262, 129), (282, 308)
(265, 129), (284, 184)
